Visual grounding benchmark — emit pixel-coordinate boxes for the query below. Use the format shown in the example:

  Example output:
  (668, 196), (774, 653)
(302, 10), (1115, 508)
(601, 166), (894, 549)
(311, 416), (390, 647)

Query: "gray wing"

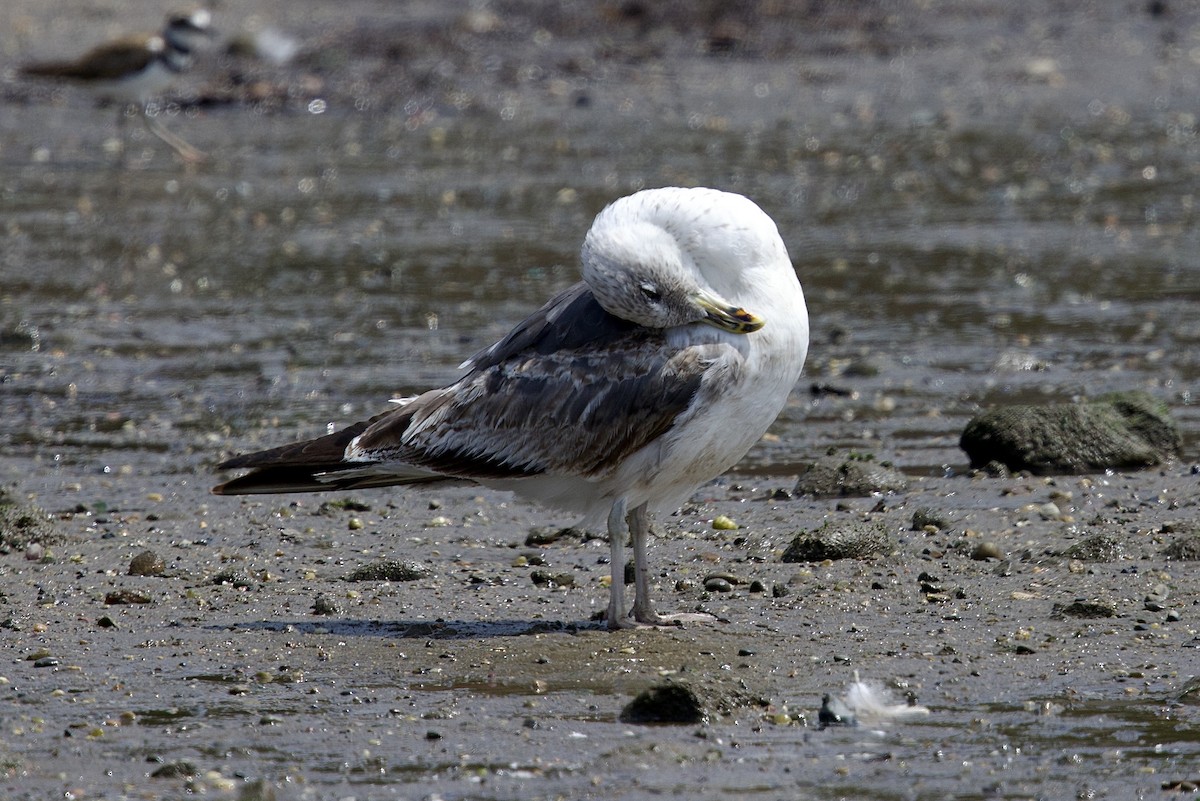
(353, 286), (735, 478)
(214, 283), (739, 494)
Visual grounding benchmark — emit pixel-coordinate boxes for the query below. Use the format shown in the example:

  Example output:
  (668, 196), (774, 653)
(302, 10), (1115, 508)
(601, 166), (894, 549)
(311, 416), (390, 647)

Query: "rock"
(1061, 534), (1123, 562)
(530, 570), (575, 587)
(345, 560), (431, 582)
(1053, 600), (1117, 619)
(793, 451), (909, 497)
(911, 508), (950, 531)
(782, 522), (896, 563)
(960, 391), (1181, 474)
(0, 495), (60, 551)
(150, 761), (198, 779)
(311, 594), (340, 616)
(818, 694), (856, 728)
(619, 682), (707, 725)
(525, 526), (584, 546)
(105, 590), (152, 605)
(971, 542), (1003, 561)
(128, 550), (165, 576)
(1162, 530), (1200, 561)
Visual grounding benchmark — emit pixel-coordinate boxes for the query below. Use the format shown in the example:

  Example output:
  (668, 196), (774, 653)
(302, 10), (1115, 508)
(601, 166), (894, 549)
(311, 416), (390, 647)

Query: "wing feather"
(215, 283), (737, 494)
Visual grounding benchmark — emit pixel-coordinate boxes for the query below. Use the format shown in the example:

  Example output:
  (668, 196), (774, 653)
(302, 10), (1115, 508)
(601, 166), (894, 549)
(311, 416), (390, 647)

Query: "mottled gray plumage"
(215, 187), (809, 628)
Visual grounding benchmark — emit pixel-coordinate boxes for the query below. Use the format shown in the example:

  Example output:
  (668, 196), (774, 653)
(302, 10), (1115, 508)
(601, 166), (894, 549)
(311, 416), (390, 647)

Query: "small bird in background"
(20, 9), (213, 163)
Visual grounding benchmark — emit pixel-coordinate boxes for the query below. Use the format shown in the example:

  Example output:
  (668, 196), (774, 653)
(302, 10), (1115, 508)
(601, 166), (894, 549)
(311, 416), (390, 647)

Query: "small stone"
(311, 594), (340, 616)
(530, 570), (575, 588)
(712, 515), (739, 531)
(619, 682), (706, 725)
(818, 694), (856, 728)
(704, 577), (733, 593)
(525, 526), (584, 546)
(347, 517), (364, 531)
(128, 550), (165, 576)
(96, 616), (117, 629)
(346, 560), (430, 582)
(971, 542), (1003, 561)
(748, 580), (766, 593)
(105, 590), (152, 605)
(911, 508), (949, 531)
(150, 761), (198, 779)
(1053, 599), (1117, 619)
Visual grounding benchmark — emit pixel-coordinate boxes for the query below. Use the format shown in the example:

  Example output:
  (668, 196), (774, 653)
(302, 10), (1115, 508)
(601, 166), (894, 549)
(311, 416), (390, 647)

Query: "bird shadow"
(221, 617), (604, 639)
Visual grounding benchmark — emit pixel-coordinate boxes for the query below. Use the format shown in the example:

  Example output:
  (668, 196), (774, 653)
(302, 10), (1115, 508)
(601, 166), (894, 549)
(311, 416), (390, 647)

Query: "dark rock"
(971, 541), (1003, 561)
(782, 522), (896, 563)
(150, 761), (198, 779)
(793, 451), (909, 497)
(311, 594), (339, 616)
(1162, 530), (1200, 561)
(960, 391), (1181, 474)
(316, 498), (372, 514)
(530, 570), (575, 587)
(0, 495), (60, 551)
(105, 590), (152, 605)
(346, 560), (431, 582)
(525, 526), (585, 546)
(619, 682), (707, 725)
(911, 507), (950, 531)
(818, 694), (856, 728)
(211, 569), (253, 588)
(128, 550), (165, 576)
(1061, 533), (1123, 562)
(1053, 600), (1117, 618)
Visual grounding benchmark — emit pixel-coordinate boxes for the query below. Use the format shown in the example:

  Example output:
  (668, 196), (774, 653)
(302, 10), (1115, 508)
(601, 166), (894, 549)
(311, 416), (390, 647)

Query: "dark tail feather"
(213, 420), (376, 495)
(212, 410), (464, 495)
(213, 464), (453, 495)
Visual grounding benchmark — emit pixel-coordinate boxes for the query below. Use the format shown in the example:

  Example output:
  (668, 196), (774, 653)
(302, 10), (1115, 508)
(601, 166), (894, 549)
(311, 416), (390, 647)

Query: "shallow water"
(4, 99), (1196, 481)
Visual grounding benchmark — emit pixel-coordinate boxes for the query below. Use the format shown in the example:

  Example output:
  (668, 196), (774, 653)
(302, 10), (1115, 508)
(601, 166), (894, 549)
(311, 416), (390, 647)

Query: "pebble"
(311, 594), (340, 616)
(703, 577), (733, 593)
(712, 515), (739, 531)
(346, 560), (431, 582)
(530, 570), (575, 588)
(105, 590), (152, 605)
(911, 508), (949, 531)
(128, 550), (165, 576)
(619, 682), (706, 725)
(971, 542), (1003, 561)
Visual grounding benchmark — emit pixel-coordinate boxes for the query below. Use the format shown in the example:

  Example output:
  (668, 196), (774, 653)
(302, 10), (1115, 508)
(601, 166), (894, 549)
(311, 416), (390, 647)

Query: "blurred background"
(1, 0), (1197, 485)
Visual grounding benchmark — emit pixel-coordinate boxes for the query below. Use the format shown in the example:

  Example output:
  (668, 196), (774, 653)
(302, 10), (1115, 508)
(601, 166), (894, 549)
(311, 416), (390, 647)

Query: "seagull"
(20, 9), (213, 162)
(213, 187), (809, 629)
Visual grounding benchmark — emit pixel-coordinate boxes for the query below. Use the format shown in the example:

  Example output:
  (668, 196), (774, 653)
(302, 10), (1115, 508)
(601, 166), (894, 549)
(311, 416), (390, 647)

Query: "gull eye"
(639, 282), (662, 303)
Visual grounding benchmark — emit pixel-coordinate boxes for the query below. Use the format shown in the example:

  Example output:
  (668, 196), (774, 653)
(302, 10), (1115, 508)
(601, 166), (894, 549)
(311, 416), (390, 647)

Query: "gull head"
(581, 189), (770, 334)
